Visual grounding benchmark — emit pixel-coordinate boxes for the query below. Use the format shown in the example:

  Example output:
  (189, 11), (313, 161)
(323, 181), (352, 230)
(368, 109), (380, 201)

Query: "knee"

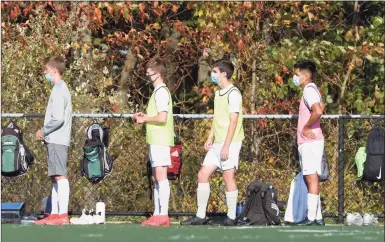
(197, 170), (208, 182)
(223, 172), (235, 183)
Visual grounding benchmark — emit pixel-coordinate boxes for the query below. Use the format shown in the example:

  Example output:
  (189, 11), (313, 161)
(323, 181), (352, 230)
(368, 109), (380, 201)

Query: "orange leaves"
(172, 5), (179, 13)
(275, 74), (284, 85)
(281, 65), (289, 74)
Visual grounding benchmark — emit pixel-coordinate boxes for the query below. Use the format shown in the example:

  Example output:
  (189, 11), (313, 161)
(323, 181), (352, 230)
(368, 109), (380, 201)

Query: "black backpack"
(1, 122), (34, 177)
(236, 180), (281, 226)
(80, 123), (114, 184)
(363, 126), (385, 182)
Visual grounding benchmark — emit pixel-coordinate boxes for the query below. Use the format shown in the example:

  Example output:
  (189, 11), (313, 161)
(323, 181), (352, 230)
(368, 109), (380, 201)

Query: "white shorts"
(298, 139), (324, 176)
(203, 142), (242, 171)
(149, 145), (171, 168)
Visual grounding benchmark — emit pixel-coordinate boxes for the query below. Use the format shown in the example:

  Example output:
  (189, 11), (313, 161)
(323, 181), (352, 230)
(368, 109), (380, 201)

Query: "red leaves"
(237, 39), (244, 50)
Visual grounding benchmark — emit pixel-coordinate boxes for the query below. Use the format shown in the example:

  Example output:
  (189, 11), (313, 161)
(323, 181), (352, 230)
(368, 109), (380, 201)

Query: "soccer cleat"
(180, 216), (210, 225)
(143, 215), (170, 227)
(35, 214), (59, 225)
(142, 215), (158, 226)
(346, 213), (363, 226)
(293, 218), (317, 226)
(316, 219), (325, 226)
(222, 217), (237, 226)
(363, 213), (379, 226)
(45, 213), (70, 225)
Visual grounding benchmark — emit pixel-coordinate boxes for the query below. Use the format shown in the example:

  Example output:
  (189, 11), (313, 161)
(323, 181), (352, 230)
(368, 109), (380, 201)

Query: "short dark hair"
(145, 57), (166, 79)
(294, 60), (316, 78)
(212, 59), (234, 79)
(43, 56), (66, 75)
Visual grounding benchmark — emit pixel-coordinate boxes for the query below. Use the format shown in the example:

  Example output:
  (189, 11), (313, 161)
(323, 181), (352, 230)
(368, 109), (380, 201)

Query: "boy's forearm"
(145, 113), (167, 124)
(223, 120), (237, 147)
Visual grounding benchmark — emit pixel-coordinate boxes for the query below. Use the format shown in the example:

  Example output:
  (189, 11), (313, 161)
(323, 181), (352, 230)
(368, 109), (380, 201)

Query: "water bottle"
(236, 202), (244, 217)
(96, 201), (105, 223)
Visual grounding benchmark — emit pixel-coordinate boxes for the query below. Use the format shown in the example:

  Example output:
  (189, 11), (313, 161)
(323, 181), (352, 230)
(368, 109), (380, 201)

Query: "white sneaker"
(70, 209), (86, 224)
(363, 213), (379, 226)
(346, 213), (363, 226)
(71, 209), (94, 225)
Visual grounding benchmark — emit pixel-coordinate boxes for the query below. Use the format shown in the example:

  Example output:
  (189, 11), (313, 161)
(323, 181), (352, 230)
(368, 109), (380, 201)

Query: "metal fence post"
(338, 115), (345, 223)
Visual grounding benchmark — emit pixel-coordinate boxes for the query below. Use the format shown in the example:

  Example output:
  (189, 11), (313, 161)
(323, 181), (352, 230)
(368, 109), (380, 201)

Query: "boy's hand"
(302, 126), (316, 139)
(320, 102), (326, 113)
(35, 129), (44, 141)
(136, 114), (147, 124)
(220, 145), (229, 160)
(134, 112), (144, 120)
(204, 137), (213, 151)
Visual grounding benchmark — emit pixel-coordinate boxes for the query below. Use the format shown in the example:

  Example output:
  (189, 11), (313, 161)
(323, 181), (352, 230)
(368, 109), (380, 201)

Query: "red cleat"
(35, 214), (59, 225)
(142, 215), (157, 226)
(45, 213), (70, 225)
(143, 215), (170, 227)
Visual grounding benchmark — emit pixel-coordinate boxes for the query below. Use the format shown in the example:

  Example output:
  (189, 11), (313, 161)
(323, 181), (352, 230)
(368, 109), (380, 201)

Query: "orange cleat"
(45, 213), (70, 225)
(35, 214), (59, 225)
(143, 215), (170, 227)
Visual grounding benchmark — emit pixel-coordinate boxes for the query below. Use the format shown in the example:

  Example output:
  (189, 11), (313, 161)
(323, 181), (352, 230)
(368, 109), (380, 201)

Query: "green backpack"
(1, 122), (34, 177)
(355, 147), (367, 179)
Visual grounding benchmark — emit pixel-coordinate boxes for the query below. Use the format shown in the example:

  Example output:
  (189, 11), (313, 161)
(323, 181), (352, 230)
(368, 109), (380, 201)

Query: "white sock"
(196, 183), (210, 219)
(57, 179), (70, 215)
(158, 180), (170, 216)
(51, 183), (59, 214)
(307, 193), (319, 221)
(153, 183), (160, 216)
(226, 190), (238, 220)
(316, 194), (323, 220)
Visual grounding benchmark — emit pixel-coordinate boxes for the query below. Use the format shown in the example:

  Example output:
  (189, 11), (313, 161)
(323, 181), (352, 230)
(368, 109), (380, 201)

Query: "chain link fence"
(1, 114), (384, 222)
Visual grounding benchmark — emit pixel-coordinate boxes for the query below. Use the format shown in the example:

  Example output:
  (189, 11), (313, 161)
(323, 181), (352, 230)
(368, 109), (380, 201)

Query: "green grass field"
(2, 223), (384, 242)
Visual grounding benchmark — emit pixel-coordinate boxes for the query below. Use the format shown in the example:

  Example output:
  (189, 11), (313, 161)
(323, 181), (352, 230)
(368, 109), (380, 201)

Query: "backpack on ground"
(147, 140), (183, 199)
(363, 126), (385, 182)
(80, 123), (114, 184)
(1, 121), (34, 177)
(236, 180), (281, 226)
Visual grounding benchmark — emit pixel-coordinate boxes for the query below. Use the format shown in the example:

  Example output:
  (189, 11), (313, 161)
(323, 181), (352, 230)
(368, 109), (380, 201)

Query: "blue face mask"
(293, 75), (301, 87)
(45, 74), (53, 83)
(211, 72), (219, 85)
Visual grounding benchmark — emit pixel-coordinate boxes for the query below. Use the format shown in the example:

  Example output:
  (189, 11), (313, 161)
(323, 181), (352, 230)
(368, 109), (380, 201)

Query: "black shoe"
(180, 216), (210, 225)
(316, 219), (325, 226)
(223, 217), (237, 226)
(294, 218), (317, 226)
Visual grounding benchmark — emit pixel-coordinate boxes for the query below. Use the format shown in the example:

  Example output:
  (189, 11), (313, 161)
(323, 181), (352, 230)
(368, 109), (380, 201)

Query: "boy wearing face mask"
(134, 57), (174, 227)
(292, 60), (326, 226)
(181, 59), (244, 226)
(35, 56), (72, 225)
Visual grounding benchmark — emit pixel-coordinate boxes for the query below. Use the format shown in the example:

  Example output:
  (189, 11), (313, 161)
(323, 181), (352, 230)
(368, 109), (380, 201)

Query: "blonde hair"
(43, 56), (66, 75)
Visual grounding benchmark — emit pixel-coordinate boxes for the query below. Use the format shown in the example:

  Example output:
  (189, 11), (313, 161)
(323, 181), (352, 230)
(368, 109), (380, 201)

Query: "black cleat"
(316, 219), (325, 226)
(223, 217), (237, 226)
(293, 218), (317, 226)
(180, 216), (210, 225)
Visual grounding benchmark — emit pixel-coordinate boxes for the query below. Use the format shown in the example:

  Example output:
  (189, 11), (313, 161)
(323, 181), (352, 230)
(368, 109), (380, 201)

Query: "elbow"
(159, 116), (167, 124)
(315, 110), (323, 117)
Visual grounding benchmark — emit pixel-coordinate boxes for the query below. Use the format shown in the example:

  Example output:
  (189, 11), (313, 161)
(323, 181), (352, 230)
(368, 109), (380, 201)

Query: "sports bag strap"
(146, 159), (153, 200)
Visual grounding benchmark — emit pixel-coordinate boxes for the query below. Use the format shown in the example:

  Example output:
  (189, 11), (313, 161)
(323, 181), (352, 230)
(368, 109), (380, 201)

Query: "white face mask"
(293, 75), (301, 87)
